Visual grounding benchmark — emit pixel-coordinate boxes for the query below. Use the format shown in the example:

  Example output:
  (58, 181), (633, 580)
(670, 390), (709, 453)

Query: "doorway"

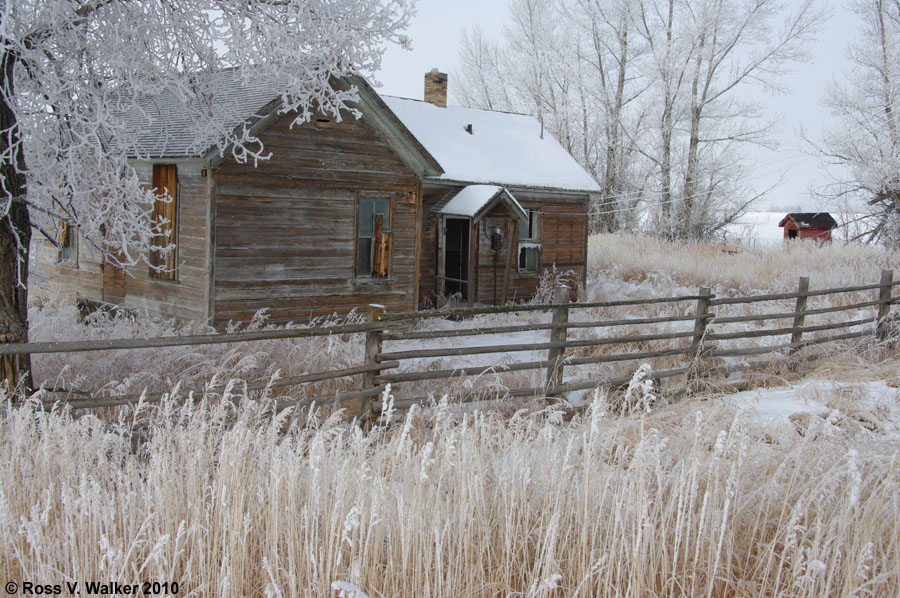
(444, 218), (470, 300)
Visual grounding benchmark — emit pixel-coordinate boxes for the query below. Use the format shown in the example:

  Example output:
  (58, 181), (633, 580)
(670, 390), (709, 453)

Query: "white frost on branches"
(457, 0), (824, 240)
(817, 0), (900, 245)
(0, 0), (413, 267)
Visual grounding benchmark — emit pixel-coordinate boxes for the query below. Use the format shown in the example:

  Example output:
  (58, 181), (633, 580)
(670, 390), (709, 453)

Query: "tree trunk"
(0, 48), (34, 395)
(682, 27), (707, 241)
(599, 14), (629, 233)
(658, 0), (676, 239)
(682, 103), (701, 239)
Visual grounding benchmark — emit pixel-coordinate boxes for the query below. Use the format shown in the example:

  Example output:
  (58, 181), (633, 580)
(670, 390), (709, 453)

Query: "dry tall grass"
(588, 233), (900, 295)
(5, 235), (900, 596)
(2, 377), (898, 597)
(27, 289), (366, 402)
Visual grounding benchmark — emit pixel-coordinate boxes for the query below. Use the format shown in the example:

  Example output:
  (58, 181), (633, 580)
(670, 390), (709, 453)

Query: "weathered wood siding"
(32, 159), (211, 322)
(212, 112), (421, 327)
(32, 231), (104, 308)
(474, 204), (518, 305)
(510, 190), (589, 300)
(417, 188), (444, 306)
(418, 186), (589, 306)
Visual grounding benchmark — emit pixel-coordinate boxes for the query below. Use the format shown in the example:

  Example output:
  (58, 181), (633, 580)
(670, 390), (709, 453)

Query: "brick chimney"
(424, 68), (448, 108)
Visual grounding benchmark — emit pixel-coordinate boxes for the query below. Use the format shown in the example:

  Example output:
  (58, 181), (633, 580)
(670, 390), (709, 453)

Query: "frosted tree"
(456, 0), (823, 240)
(673, 0), (822, 239)
(568, 0), (649, 232)
(0, 0), (413, 388)
(816, 0), (900, 244)
(631, 0), (693, 236)
(457, 0), (648, 233)
(457, 26), (518, 113)
(630, 0), (824, 239)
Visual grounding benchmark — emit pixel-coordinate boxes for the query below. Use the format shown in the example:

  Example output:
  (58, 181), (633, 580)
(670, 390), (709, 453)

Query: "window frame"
(517, 209), (542, 274)
(354, 194), (393, 280)
(56, 221), (78, 267)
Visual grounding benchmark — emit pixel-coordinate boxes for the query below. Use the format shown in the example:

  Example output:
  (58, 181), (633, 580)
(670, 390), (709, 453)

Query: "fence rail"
(3, 269), (896, 415)
(0, 320), (400, 356)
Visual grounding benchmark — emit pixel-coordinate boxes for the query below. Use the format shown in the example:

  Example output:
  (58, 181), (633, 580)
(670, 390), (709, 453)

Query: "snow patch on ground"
(725, 380), (831, 421)
(725, 379), (900, 437)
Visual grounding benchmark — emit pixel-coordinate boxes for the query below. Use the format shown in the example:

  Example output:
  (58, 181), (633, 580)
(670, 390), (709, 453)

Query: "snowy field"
(723, 210), (788, 246)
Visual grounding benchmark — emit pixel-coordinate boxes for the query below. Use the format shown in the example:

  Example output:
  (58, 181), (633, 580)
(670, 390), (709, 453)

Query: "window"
(357, 197), (391, 278)
(519, 243), (541, 272)
(57, 221), (76, 265)
(150, 164), (178, 281)
(518, 210), (541, 273)
(519, 210), (540, 241)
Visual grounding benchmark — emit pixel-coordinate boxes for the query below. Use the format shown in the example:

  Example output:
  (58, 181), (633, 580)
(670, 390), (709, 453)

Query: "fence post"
(876, 269), (894, 342)
(691, 287), (712, 363)
(545, 285), (571, 391)
(790, 276), (810, 349)
(360, 303), (385, 421)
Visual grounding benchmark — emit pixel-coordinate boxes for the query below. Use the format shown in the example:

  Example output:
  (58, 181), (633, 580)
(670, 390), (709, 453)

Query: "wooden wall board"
(33, 158), (212, 322)
(211, 111), (421, 328)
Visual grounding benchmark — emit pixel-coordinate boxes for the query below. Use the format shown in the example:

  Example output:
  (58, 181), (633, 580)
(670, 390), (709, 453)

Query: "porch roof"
(438, 185), (527, 222)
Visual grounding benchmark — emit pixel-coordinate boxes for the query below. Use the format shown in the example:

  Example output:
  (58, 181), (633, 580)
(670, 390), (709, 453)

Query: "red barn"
(778, 212), (837, 243)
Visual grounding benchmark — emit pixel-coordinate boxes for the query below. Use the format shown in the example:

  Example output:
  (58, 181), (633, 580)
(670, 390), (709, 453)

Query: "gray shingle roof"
(120, 68), (280, 158)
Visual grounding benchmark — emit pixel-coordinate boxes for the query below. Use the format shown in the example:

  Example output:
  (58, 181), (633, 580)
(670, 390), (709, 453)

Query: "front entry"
(444, 218), (470, 301)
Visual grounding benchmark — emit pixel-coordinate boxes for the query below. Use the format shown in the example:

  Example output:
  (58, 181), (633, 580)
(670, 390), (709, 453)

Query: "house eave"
(338, 75), (443, 179)
(202, 96), (286, 168)
(423, 177), (598, 196)
(192, 75), (444, 178)
(474, 189), (528, 222)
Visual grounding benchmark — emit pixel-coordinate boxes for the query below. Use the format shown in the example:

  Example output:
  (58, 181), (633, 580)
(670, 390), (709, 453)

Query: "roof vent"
(465, 123), (473, 135)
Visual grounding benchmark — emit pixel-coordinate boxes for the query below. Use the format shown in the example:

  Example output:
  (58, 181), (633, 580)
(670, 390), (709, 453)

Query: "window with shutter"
(150, 164), (178, 281)
(356, 197), (391, 278)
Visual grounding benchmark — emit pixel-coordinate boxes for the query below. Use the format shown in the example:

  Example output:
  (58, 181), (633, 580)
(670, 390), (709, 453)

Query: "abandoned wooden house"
(37, 68), (599, 328)
(778, 212), (837, 243)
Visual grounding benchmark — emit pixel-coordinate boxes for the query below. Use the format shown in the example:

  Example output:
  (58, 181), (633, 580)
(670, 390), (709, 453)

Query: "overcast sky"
(374, 0), (859, 213)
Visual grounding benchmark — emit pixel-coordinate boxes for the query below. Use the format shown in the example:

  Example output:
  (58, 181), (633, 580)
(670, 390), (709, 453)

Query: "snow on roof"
(439, 185), (527, 221)
(382, 96), (601, 193)
(780, 212), (837, 229)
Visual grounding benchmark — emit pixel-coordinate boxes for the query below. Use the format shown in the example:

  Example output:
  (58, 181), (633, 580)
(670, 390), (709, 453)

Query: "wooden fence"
(1, 269), (897, 415)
